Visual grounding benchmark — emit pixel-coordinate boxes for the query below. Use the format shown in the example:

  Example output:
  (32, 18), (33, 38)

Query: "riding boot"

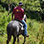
(25, 34), (29, 37)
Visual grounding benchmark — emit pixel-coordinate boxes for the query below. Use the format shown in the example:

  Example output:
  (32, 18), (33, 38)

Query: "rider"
(12, 2), (29, 37)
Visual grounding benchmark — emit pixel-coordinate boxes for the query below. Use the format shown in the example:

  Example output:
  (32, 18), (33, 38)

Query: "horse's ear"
(24, 14), (27, 18)
(23, 14), (27, 22)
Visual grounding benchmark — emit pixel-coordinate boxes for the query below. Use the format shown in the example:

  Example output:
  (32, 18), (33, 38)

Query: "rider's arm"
(12, 13), (13, 20)
(12, 8), (15, 20)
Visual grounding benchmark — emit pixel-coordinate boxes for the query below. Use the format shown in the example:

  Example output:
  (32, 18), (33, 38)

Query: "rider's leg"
(21, 20), (27, 35)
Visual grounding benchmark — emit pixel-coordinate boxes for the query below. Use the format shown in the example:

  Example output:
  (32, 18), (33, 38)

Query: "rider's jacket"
(13, 6), (24, 20)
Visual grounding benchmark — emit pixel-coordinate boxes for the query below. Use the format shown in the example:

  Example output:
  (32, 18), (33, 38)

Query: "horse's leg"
(7, 35), (11, 44)
(17, 36), (19, 44)
(23, 36), (26, 44)
(13, 36), (16, 44)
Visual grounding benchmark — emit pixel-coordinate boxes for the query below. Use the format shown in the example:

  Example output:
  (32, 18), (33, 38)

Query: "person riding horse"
(12, 2), (29, 37)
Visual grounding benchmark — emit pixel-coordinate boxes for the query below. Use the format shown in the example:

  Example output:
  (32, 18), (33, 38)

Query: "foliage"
(1, 0), (41, 11)
(0, 11), (11, 34)
(0, 5), (6, 12)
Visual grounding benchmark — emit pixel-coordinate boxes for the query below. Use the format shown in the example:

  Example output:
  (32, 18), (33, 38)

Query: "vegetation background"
(0, 0), (44, 44)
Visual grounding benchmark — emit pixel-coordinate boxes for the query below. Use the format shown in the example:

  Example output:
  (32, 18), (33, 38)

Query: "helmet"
(18, 2), (23, 6)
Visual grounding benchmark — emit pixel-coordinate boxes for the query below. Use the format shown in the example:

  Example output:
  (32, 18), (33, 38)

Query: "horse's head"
(23, 14), (27, 22)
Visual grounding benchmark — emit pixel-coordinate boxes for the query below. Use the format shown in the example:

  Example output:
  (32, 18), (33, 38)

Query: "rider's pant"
(21, 20), (27, 35)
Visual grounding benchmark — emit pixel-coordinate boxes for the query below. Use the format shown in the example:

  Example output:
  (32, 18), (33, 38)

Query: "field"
(0, 11), (44, 44)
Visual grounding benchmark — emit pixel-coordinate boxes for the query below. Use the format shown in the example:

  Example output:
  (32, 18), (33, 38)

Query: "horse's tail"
(7, 21), (13, 34)
(7, 24), (12, 35)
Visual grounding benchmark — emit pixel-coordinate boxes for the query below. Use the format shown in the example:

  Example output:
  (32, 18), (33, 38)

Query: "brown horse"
(7, 15), (27, 44)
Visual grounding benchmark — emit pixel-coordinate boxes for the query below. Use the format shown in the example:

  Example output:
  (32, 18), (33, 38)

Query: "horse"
(7, 14), (27, 44)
